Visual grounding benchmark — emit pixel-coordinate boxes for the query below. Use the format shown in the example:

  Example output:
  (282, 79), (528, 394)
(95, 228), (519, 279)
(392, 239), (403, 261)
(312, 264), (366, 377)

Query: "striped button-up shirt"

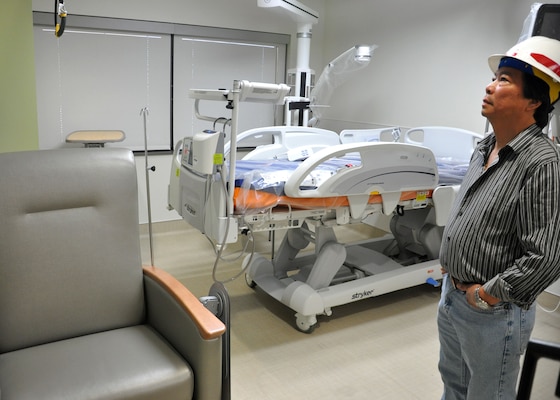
(440, 124), (560, 307)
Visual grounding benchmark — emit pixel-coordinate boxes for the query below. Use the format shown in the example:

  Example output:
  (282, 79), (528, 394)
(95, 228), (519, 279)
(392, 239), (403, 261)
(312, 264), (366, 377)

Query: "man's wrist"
(478, 285), (500, 306)
(474, 286), (491, 310)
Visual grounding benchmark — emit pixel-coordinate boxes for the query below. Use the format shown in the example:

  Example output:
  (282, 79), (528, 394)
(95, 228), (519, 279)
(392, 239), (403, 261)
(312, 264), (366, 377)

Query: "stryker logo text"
(351, 289), (375, 300)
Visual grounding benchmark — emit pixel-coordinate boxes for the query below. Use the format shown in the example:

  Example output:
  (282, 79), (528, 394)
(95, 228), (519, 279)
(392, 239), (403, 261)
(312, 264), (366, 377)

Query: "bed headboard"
(225, 126), (341, 161)
(404, 126), (483, 161)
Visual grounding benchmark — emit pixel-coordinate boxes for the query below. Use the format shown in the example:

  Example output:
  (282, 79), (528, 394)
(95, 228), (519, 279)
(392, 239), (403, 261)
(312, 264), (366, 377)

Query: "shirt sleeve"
(483, 159), (560, 305)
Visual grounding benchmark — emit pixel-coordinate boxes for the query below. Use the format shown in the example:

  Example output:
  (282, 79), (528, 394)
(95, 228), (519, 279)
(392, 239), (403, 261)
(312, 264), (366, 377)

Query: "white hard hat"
(488, 36), (560, 104)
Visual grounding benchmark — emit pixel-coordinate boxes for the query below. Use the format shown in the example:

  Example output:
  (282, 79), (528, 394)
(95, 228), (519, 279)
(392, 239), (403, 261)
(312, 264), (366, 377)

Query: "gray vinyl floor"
(141, 220), (560, 400)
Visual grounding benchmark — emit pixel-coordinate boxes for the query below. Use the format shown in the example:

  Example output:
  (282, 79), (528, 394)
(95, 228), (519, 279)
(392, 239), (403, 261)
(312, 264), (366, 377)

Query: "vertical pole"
(141, 107), (155, 266)
(227, 82), (241, 217)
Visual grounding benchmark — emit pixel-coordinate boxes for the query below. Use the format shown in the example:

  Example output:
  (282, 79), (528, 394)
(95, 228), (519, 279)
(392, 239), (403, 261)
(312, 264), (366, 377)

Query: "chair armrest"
(143, 266), (226, 400)
(143, 266), (225, 340)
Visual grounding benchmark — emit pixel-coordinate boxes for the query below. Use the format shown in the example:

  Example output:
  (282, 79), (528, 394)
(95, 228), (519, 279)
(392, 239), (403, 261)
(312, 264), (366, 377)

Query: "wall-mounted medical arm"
(190, 82), (290, 123)
(309, 45), (377, 126)
(257, 0), (318, 25)
(188, 80), (290, 216)
(258, 0), (319, 126)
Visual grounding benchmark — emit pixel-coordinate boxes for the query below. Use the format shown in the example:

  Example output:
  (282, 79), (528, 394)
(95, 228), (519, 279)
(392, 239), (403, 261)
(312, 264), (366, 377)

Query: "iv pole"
(141, 107), (155, 266)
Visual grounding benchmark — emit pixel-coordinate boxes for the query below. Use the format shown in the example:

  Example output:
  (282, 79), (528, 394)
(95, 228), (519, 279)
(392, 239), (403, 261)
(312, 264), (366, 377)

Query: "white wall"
(31, 0), (326, 223)
(32, 0), (327, 80)
(320, 0), (560, 133)
(32, 0), (560, 223)
(320, 0), (560, 297)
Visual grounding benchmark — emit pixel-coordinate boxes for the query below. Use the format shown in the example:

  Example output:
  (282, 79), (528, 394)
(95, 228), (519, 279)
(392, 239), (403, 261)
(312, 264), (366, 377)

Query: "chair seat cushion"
(0, 325), (193, 400)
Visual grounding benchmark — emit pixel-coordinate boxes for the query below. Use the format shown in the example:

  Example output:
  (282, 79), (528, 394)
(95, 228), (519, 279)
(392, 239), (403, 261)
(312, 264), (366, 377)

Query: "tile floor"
(141, 220), (560, 400)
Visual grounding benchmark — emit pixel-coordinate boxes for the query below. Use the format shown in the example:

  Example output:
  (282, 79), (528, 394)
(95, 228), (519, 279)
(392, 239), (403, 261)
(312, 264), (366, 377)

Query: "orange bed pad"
(233, 187), (433, 214)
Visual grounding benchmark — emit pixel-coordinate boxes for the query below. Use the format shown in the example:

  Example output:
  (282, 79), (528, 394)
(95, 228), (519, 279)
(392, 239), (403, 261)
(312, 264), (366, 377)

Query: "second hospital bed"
(169, 125), (481, 332)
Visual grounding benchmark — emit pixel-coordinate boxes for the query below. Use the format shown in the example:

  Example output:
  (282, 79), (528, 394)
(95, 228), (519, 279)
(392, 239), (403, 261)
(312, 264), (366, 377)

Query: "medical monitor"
(521, 3), (560, 41)
(533, 4), (560, 39)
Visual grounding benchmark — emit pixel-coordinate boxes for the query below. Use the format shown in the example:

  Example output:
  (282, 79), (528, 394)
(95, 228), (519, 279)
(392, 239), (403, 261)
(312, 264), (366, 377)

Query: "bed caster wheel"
(245, 273), (256, 289)
(295, 313), (317, 334)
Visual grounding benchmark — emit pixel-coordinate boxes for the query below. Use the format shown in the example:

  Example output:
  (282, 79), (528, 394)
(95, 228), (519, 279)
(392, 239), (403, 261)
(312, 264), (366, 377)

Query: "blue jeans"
(437, 274), (536, 400)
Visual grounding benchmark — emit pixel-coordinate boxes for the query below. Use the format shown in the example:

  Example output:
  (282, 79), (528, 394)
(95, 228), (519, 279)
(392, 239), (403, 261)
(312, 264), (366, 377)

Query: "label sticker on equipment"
(213, 153), (224, 165)
(416, 191), (428, 202)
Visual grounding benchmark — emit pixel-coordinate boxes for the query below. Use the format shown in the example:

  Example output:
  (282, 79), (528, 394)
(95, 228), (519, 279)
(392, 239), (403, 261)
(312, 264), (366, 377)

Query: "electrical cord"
(208, 165), (258, 284)
(536, 296), (560, 313)
(213, 117), (231, 132)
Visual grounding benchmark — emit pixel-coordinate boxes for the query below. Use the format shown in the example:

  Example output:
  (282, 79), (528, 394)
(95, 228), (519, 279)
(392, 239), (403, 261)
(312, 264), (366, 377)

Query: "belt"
(442, 269), (481, 292)
(450, 276), (480, 292)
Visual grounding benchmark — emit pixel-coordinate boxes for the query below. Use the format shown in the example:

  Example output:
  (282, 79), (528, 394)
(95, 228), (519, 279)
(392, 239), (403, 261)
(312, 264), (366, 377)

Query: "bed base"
(244, 207), (443, 333)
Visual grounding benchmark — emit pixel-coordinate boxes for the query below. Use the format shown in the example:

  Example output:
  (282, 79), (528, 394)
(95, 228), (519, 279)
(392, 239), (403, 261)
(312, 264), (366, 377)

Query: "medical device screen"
(533, 4), (560, 41)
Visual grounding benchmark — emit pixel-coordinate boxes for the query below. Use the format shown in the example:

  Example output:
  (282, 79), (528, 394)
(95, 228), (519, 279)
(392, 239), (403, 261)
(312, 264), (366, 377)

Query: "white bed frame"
(168, 79), (483, 332)
(242, 127), (480, 332)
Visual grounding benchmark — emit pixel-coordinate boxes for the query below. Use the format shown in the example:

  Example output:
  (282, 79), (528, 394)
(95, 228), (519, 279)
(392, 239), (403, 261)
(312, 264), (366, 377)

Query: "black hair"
(522, 72), (553, 129)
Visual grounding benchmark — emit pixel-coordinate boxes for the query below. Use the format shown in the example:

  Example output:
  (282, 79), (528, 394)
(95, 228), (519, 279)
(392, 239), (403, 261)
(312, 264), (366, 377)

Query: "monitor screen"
(532, 4), (560, 41)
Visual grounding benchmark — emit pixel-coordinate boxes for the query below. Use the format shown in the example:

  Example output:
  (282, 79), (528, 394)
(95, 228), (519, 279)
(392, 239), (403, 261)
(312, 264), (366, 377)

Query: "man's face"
(481, 67), (534, 121)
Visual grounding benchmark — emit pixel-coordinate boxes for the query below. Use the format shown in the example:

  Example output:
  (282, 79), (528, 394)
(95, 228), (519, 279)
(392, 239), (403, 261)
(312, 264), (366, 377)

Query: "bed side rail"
(284, 142), (438, 218)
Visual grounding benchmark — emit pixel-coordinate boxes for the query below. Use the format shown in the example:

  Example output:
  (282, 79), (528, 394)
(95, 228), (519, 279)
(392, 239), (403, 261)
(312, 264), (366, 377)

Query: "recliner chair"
(0, 148), (226, 399)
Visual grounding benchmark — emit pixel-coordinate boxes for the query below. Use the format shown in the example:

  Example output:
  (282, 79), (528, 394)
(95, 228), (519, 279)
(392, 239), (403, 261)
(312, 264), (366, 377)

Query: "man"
(438, 35), (560, 400)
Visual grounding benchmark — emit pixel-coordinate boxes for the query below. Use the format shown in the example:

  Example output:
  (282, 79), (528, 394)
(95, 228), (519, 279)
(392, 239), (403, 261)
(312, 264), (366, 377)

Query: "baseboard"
(545, 280), (560, 297)
(139, 219), (186, 235)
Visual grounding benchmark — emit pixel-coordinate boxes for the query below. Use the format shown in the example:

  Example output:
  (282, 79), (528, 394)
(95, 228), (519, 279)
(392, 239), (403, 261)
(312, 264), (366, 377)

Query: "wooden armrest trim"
(143, 266), (226, 340)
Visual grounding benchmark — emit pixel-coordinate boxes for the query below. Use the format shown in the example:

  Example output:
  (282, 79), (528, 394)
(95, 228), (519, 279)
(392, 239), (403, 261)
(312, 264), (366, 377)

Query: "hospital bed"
(168, 80), (482, 332)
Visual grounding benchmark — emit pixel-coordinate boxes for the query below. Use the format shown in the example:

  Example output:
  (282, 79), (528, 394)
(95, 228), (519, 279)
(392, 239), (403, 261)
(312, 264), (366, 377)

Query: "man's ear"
(527, 98), (542, 111)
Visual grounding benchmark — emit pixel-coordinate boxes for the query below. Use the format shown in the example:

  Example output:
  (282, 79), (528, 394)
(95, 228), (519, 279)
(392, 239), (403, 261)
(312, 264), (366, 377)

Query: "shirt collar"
(505, 124), (543, 153)
(479, 124), (543, 155)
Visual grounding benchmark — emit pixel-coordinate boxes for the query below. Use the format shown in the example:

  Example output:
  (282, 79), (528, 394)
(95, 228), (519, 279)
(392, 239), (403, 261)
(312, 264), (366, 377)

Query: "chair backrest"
(0, 148), (145, 353)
